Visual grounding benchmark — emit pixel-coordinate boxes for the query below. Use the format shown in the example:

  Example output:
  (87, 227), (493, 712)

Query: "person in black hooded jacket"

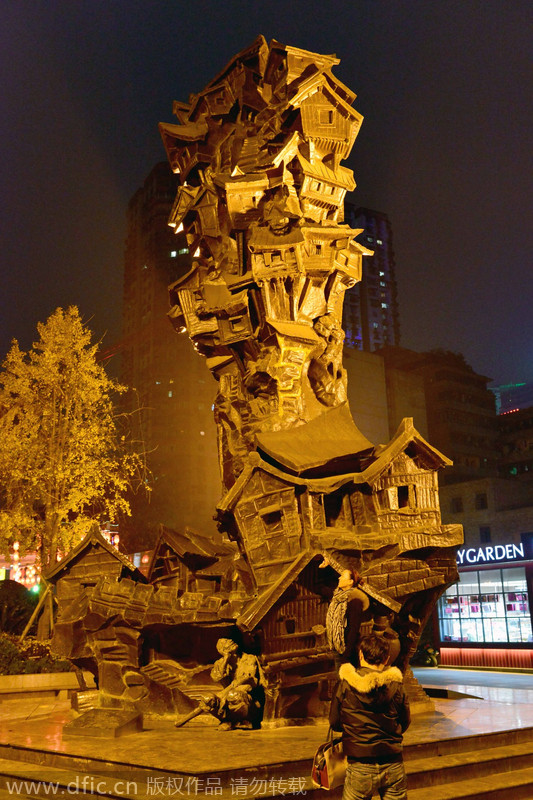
(329, 633), (410, 800)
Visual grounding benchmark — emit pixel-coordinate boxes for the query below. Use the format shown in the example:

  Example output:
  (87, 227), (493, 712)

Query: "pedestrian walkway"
(413, 666), (533, 706)
(0, 672), (532, 799)
(0, 671), (532, 774)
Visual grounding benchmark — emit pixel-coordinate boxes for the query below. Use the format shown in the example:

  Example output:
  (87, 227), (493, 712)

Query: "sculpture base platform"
(0, 670), (532, 799)
(63, 708), (143, 738)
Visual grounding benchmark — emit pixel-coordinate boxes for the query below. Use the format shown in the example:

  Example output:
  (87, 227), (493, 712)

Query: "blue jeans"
(342, 760), (407, 800)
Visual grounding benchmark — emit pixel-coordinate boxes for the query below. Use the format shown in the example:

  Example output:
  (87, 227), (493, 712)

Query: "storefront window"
(438, 567), (531, 644)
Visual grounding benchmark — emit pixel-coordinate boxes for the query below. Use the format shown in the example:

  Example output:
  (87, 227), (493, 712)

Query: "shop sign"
(457, 542), (525, 566)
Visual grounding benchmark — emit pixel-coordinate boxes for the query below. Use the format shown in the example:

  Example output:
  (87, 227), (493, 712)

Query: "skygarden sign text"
(457, 543), (525, 566)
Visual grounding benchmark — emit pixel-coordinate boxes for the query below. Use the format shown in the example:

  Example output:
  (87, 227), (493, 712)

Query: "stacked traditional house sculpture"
(50, 37), (462, 724)
(161, 36), (368, 488)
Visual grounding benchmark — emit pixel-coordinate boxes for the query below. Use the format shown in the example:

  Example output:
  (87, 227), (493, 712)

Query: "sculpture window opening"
(387, 485), (414, 510)
(324, 492), (344, 526)
(262, 508), (283, 534)
(397, 485), (410, 508)
(284, 617), (296, 634)
(230, 316), (246, 332)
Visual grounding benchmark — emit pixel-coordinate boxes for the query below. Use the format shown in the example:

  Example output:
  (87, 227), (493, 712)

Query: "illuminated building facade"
(491, 381), (533, 414)
(438, 478), (533, 668)
(498, 405), (533, 478)
(0, 524), (120, 589)
(342, 205), (400, 351)
(0, 546), (39, 589)
(121, 162), (221, 544)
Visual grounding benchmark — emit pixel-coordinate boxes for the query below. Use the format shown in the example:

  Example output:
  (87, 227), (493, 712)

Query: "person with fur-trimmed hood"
(329, 633), (410, 800)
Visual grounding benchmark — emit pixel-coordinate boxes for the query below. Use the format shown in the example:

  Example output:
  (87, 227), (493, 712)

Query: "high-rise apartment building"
(121, 163), (221, 545)
(378, 346), (500, 485)
(342, 205), (400, 351)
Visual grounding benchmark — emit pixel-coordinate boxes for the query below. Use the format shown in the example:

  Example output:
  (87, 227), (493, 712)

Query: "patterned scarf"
(326, 587), (354, 654)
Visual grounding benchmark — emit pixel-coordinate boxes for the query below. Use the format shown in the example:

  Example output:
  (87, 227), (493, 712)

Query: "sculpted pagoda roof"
(248, 225), (305, 250)
(296, 152), (355, 190)
(236, 551), (411, 630)
(220, 410), (453, 511)
(202, 34), (269, 93)
(256, 402), (373, 476)
(265, 318), (321, 343)
(299, 223), (372, 249)
(267, 39), (340, 76)
(44, 526), (146, 583)
(287, 69), (363, 124)
(237, 551), (315, 631)
(146, 524), (236, 579)
(158, 119), (208, 144)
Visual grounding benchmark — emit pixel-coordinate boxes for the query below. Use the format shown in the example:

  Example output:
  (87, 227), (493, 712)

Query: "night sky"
(1, 0), (531, 387)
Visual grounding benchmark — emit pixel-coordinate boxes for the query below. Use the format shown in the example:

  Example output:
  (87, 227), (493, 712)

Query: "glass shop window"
(503, 567), (531, 641)
(438, 583), (462, 642)
(437, 567), (532, 645)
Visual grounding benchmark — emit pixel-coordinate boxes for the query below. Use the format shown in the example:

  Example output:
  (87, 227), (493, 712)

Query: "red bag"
(311, 732), (347, 790)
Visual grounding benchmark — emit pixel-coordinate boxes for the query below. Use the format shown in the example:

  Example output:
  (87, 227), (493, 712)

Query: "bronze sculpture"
(175, 638), (265, 730)
(161, 36), (368, 487)
(49, 37), (462, 727)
